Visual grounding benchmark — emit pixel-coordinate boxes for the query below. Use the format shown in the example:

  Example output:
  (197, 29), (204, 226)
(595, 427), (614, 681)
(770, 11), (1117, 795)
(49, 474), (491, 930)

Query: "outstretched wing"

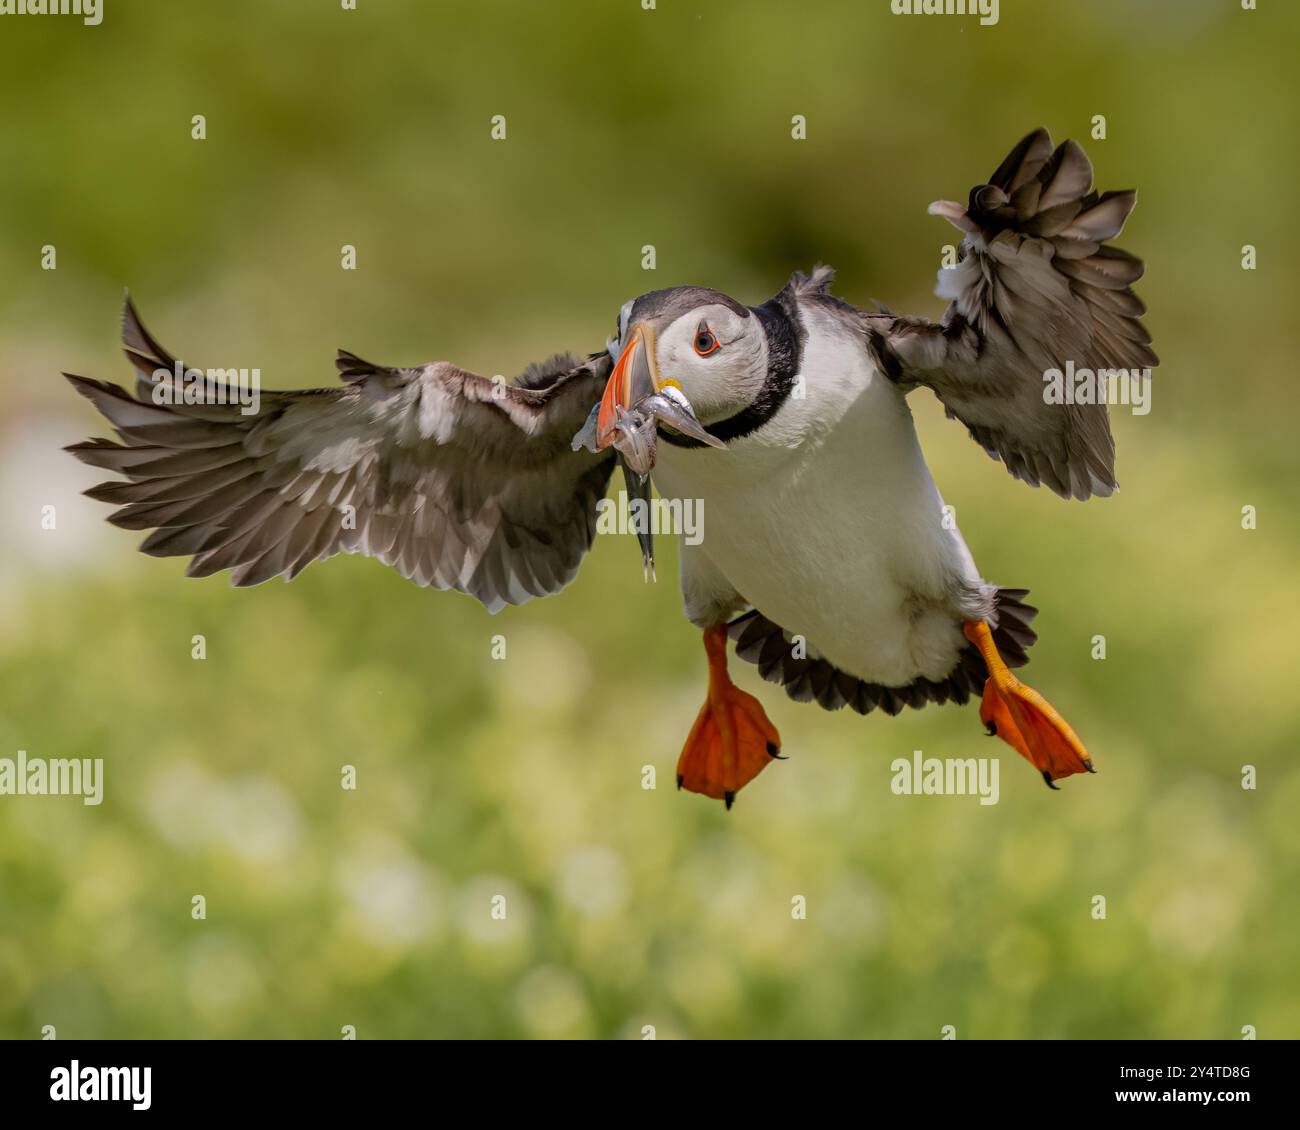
(65, 298), (614, 611)
(866, 128), (1157, 500)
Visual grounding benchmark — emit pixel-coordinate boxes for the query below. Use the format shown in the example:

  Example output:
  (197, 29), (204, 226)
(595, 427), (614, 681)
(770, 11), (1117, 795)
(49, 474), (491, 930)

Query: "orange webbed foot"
(676, 625), (783, 808)
(965, 620), (1095, 788)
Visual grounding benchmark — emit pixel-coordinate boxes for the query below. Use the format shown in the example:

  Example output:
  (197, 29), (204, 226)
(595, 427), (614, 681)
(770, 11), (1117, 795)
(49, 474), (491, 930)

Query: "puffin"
(64, 129), (1155, 809)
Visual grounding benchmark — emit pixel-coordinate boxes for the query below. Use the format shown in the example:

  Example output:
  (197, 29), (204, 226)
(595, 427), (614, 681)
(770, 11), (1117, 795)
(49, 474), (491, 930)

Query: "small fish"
(622, 458), (656, 583)
(609, 402), (658, 478)
(573, 384), (723, 476)
(572, 383), (723, 582)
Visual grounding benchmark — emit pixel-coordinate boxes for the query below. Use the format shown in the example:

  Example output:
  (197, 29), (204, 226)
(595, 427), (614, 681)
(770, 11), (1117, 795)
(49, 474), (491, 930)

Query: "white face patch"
(654, 304), (766, 424)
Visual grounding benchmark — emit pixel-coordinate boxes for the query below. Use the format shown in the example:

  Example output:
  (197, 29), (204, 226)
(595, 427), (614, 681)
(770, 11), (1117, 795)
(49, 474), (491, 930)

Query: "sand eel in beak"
(571, 321), (725, 479)
(66, 129), (1153, 809)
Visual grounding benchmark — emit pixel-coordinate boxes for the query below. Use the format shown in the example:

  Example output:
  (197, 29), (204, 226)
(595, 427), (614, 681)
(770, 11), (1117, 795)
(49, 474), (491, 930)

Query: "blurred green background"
(1, 0), (1297, 1040)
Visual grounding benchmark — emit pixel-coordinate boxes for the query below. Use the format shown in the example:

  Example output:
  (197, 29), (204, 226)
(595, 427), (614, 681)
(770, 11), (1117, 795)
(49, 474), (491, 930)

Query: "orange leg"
(963, 620), (1095, 789)
(676, 624), (784, 809)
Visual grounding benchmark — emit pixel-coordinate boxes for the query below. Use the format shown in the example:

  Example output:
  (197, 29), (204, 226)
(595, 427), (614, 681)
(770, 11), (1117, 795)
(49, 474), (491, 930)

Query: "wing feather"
(864, 129), (1157, 500)
(67, 298), (615, 610)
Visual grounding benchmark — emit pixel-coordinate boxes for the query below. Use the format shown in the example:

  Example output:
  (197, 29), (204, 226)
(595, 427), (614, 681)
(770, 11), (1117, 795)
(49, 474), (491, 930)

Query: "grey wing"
(65, 299), (615, 611)
(866, 128), (1157, 500)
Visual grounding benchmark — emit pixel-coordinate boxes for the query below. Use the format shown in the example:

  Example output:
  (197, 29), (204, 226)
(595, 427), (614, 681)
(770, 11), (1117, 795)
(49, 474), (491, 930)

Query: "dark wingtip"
(676, 774), (683, 791)
(121, 291), (141, 340)
(63, 372), (106, 398)
(988, 127), (1054, 190)
(335, 348), (383, 383)
(724, 790), (735, 811)
(118, 292), (180, 375)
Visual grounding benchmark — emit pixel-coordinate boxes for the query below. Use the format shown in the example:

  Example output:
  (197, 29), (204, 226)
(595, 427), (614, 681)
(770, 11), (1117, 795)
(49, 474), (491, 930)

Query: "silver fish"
(571, 383), (724, 582)
(572, 384), (723, 477)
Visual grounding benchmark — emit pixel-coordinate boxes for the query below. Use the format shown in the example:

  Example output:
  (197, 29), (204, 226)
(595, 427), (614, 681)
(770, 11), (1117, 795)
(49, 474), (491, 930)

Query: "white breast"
(652, 306), (985, 686)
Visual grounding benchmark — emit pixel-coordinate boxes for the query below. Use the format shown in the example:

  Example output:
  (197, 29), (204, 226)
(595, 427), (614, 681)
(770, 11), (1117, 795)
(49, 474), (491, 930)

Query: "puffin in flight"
(65, 129), (1155, 809)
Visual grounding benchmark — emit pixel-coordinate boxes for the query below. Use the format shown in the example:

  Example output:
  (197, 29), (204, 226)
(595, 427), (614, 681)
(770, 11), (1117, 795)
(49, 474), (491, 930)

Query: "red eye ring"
(693, 321), (720, 357)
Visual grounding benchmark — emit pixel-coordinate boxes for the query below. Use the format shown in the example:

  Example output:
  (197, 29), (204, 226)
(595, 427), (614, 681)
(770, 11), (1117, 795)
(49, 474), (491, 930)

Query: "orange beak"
(596, 322), (659, 449)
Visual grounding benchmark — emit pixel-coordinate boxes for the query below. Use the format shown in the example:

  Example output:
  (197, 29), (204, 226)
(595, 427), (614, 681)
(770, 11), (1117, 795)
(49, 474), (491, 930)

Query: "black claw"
(1083, 759), (1096, 774)
(676, 774), (684, 790)
(766, 741), (787, 760)
(724, 790), (735, 810)
(1042, 770), (1060, 791)
(984, 721), (997, 737)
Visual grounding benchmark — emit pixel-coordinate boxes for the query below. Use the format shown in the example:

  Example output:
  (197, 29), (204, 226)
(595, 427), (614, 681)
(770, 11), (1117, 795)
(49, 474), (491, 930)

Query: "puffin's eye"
(693, 322), (720, 357)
